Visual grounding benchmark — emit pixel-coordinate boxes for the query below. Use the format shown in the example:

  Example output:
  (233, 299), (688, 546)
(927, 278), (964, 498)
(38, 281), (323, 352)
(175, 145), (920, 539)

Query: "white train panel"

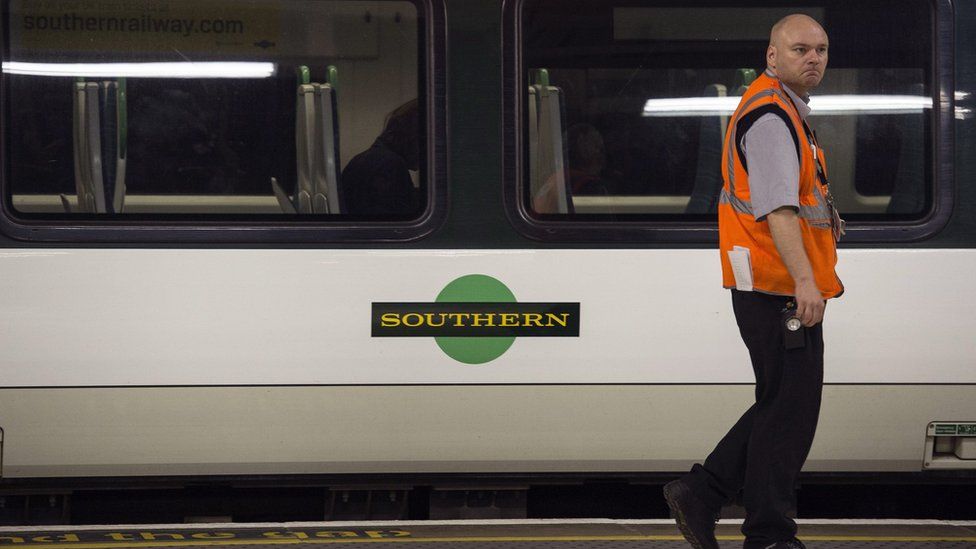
(0, 385), (971, 477)
(0, 248), (973, 387)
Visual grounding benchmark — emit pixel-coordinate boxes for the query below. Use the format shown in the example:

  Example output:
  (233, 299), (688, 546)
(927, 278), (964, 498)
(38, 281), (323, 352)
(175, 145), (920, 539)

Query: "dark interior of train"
(3, 0), (426, 220)
(522, 0), (933, 221)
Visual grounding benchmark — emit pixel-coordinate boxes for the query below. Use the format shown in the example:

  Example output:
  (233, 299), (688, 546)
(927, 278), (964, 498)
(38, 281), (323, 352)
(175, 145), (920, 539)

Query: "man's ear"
(766, 45), (776, 69)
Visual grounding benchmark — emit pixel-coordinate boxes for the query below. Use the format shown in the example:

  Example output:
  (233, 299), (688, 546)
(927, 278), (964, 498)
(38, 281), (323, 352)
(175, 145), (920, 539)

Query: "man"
(663, 14), (844, 549)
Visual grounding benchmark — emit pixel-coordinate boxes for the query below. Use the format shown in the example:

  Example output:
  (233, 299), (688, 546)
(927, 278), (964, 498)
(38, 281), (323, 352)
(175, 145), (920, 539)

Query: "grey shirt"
(741, 82), (811, 221)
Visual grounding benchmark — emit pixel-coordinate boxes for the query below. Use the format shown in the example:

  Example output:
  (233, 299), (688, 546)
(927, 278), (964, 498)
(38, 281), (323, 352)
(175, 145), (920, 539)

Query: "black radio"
(782, 301), (806, 350)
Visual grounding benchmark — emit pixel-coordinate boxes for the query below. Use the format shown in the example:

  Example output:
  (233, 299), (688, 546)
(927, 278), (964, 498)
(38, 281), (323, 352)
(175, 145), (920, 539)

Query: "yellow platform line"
(5, 534), (976, 548)
(802, 535), (976, 542)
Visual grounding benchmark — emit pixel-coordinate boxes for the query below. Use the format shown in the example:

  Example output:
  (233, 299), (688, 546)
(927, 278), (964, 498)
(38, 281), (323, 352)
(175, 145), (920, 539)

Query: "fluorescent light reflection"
(2, 61), (276, 79)
(641, 96), (740, 117)
(642, 95), (933, 117)
(811, 95), (933, 115)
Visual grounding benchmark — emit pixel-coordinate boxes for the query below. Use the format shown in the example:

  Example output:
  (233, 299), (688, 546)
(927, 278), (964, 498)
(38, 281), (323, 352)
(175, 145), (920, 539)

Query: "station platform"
(2, 519), (976, 549)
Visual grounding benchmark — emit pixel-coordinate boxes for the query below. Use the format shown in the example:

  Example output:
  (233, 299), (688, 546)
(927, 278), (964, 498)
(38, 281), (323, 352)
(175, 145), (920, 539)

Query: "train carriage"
(0, 0), (973, 492)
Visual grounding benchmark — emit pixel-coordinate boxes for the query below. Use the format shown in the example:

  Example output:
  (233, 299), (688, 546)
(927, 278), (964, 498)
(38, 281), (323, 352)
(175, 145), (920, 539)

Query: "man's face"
(767, 17), (829, 95)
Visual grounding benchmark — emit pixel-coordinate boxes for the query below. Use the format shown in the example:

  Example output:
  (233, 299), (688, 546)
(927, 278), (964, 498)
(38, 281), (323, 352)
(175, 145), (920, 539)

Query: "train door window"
(2, 0), (446, 242)
(506, 0), (951, 242)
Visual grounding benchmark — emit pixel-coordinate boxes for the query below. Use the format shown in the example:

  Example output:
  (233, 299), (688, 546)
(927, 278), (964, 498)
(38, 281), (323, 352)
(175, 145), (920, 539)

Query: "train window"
(509, 0), (947, 241)
(1, 0), (445, 241)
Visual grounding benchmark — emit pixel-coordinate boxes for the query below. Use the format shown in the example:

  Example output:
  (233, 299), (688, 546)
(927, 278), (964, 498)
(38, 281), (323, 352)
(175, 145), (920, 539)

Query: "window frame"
(501, 0), (955, 244)
(0, 0), (447, 244)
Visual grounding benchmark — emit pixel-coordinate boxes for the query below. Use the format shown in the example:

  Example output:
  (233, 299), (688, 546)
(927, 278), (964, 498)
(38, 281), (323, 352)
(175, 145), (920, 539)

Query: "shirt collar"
(781, 83), (811, 120)
(764, 68), (812, 120)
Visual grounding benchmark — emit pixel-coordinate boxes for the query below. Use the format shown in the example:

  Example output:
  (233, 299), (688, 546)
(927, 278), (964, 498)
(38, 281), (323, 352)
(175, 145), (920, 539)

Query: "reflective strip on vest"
(719, 188), (753, 216)
(804, 185), (833, 225)
(721, 183), (834, 225)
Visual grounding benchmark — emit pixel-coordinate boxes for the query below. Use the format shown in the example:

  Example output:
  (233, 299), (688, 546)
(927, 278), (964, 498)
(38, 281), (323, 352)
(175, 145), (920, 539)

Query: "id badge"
(830, 205), (846, 242)
(815, 151), (846, 243)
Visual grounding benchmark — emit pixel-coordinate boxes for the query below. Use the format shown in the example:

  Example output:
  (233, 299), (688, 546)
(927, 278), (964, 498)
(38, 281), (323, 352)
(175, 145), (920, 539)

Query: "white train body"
(1, 248), (973, 477)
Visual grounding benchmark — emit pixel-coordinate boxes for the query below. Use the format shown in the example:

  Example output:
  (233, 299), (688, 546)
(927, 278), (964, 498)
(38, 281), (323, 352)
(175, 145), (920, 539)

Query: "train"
(0, 0), (974, 505)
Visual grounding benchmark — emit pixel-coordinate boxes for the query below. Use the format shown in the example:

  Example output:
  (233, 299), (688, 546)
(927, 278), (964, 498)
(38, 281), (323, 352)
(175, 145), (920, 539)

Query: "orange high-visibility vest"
(718, 70), (844, 299)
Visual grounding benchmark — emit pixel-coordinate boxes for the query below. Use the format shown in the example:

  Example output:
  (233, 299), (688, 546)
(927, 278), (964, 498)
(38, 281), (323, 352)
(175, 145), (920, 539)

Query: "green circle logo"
(434, 275), (516, 364)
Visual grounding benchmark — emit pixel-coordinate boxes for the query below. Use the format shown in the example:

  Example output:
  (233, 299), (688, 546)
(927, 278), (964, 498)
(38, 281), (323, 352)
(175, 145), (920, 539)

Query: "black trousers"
(683, 290), (824, 549)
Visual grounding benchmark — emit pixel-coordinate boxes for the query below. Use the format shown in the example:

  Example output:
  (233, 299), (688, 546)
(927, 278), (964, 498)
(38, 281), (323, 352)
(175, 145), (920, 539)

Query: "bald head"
(766, 14), (829, 96)
(770, 14), (826, 48)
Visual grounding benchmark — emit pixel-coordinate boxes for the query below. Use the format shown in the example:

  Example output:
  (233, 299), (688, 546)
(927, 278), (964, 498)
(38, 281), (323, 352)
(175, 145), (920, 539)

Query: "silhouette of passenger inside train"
(340, 98), (421, 216)
(532, 123), (613, 213)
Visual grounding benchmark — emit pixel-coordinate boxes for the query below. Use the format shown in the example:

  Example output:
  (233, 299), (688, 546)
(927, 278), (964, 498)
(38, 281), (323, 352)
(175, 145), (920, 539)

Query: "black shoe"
(763, 540), (806, 549)
(663, 479), (720, 549)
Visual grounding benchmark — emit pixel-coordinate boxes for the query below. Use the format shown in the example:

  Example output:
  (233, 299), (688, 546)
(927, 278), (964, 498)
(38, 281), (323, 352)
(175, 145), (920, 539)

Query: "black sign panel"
(372, 302), (580, 337)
